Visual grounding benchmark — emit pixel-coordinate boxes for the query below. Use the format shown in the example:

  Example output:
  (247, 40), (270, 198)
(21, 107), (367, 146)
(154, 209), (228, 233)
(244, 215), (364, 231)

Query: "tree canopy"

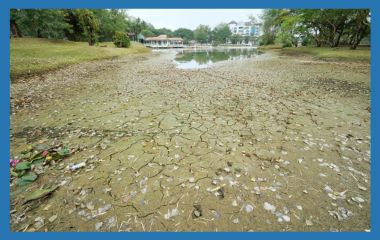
(260, 9), (371, 49)
(212, 23), (232, 44)
(194, 25), (212, 44)
(173, 28), (194, 43)
(11, 9), (369, 49)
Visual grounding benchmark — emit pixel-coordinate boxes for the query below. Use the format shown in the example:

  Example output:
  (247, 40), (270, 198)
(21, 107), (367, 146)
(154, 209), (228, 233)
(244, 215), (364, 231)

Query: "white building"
(228, 21), (262, 38)
(144, 35), (183, 48)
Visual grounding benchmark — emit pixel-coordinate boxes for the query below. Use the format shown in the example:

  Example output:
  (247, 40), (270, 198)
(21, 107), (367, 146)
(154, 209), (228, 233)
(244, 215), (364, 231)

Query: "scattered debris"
(95, 222), (103, 231)
(192, 202), (203, 219)
(244, 204), (254, 213)
(329, 207), (353, 221)
(24, 186), (59, 204)
(68, 162), (86, 171)
(264, 202), (276, 212)
(34, 217), (44, 230)
(352, 196), (365, 203)
(164, 208), (179, 220)
(48, 215), (57, 223)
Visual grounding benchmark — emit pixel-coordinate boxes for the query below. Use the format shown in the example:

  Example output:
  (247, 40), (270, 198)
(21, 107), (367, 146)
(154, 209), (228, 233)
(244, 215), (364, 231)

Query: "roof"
(145, 35), (183, 41)
(228, 21), (237, 25)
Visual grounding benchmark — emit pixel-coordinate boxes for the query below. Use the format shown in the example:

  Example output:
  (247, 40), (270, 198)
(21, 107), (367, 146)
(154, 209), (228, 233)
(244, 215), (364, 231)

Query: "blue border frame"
(1, 1), (379, 240)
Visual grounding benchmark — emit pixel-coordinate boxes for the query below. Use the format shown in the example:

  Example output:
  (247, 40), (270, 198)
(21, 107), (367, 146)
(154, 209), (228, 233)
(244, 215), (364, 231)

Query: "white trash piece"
(68, 162), (86, 171)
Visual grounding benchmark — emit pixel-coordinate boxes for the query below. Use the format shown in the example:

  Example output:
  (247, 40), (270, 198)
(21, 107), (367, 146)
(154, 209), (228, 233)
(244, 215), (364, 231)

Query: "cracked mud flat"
(10, 50), (370, 232)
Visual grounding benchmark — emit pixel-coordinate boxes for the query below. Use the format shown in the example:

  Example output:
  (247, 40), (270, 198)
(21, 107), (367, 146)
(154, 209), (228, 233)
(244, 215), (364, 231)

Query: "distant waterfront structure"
(144, 35), (184, 48)
(227, 20), (262, 45)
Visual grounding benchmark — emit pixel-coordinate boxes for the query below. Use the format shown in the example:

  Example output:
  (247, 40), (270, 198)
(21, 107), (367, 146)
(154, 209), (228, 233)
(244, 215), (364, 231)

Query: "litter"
(164, 208), (179, 220)
(95, 222), (103, 231)
(48, 215), (57, 223)
(352, 196), (365, 203)
(244, 204), (254, 213)
(264, 202), (276, 212)
(68, 162), (86, 171)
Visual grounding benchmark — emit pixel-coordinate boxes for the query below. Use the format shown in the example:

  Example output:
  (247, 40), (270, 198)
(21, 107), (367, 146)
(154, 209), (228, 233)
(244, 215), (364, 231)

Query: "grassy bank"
(10, 38), (150, 79)
(257, 44), (284, 50)
(280, 46), (370, 62)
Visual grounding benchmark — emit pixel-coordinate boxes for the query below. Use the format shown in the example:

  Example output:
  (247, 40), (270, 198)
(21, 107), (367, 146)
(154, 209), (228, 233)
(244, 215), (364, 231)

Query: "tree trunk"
(333, 26), (344, 47)
(350, 30), (365, 50)
(88, 29), (96, 46)
(37, 29), (43, 38)
(10, 20), (22, 37)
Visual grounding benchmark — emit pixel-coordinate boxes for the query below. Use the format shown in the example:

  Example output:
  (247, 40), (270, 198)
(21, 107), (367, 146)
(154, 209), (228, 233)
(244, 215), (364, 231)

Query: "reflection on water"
(174, 48), (261, 69)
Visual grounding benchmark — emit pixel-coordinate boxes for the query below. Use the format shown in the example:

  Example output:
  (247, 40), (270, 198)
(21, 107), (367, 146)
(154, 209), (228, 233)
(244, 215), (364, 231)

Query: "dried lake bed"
(10, 49), (370, 232)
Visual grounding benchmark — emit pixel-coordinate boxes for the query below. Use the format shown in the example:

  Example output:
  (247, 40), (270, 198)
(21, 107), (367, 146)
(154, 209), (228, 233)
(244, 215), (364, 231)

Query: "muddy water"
(10, 50), (370, 232)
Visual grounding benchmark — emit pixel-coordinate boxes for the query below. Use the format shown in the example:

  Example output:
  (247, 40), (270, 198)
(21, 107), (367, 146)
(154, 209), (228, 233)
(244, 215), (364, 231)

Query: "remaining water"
(173, 48), (261, 69)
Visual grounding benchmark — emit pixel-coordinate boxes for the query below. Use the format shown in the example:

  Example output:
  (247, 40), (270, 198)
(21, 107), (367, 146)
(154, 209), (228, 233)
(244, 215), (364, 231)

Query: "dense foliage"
(10, 9), (370, 49)
(10, 9), (234, 45)
(260, 9), (370, 49)
(113, 31), (131, 48)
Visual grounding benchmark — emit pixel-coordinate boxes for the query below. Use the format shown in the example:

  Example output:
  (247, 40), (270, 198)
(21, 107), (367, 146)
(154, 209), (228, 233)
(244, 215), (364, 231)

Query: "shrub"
(113, 31), (130, 48)
(282, 41), (292, 48)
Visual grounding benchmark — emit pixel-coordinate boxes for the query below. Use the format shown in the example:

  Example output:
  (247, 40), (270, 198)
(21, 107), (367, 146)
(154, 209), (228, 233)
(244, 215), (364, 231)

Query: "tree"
(94, 9), (130, 42)
(231, 34), (243, 44)
(212, 23), (231, 44)
(141, 29), (155, 37)
(10, 9), (23, 37)
(298, 9), (324, 47)
(194, 25), (211, 44)
(346, 9), (370, 49)
(259, 9), (285, 45)
(129, 18), (147, 35)
(63, 10), (86, 41)
(78, 10), (99, 46)
(155, 28), (174, 37)
(113, 31), (130, 48)
(277, 10), (305, 47)
(12, 9), (70, 39)
(173, 28), (194, 43)
(259, 9), (371, 49)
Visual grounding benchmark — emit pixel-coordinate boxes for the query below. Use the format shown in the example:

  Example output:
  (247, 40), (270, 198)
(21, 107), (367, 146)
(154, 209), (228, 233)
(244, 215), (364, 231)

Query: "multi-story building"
(228, 20), (262, 39)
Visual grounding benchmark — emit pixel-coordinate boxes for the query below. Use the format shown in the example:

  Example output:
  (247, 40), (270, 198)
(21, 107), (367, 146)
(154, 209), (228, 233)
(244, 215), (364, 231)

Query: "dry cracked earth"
(10, 50), (370, 232)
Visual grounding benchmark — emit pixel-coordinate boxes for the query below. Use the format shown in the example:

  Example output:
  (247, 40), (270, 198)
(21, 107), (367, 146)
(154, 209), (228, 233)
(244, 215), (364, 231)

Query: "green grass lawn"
(280, 46), (370, 62)
(10, 38), (150, 79)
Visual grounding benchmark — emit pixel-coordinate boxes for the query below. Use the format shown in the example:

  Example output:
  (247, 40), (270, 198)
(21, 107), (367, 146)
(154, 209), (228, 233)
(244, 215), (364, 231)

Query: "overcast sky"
(127, 9), (263, 31)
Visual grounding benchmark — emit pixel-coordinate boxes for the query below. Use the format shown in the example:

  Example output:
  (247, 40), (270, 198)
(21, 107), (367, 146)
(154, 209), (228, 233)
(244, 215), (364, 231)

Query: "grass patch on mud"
(280, 46), (370, 62)
(10, 38), (150, 79)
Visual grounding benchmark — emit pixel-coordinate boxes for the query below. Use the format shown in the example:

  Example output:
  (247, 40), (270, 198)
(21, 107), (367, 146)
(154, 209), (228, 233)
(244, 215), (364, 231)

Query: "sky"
(127, 9), (263, 31)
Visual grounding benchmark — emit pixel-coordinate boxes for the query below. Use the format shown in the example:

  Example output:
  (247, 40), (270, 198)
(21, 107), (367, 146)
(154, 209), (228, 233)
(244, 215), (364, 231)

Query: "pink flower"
(42, 150), (49, 157)
(10, 159), (20, 167)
